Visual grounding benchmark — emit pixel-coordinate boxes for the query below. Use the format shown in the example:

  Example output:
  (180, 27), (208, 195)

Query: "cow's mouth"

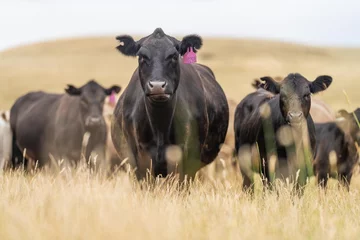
(287, 119), (303, 127)
(147, 93), (171, 102)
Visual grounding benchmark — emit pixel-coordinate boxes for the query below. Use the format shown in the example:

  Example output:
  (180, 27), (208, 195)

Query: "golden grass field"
(1, 36), (360, 239)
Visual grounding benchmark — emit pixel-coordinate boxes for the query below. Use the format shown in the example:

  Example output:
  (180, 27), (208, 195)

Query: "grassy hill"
(1, 37), (360, 111)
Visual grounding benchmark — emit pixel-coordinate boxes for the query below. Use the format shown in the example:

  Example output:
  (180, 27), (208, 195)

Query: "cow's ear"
(259, 76), (280, 94)
(251, 79), (264, 89)
(337, 109), (350, 118)
(1, 112), (7, 121)
(179, 34), (202, 56)
(65, 85), (81, 96)
(116, 35), (140, 57)
(105, 85), (122, 95)
(309, 75), (332, 94)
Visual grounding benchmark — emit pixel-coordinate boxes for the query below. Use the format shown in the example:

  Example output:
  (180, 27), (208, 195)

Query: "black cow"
(111, 28), (229, 180)
(235, 73), (332, 192)
(10, 80), (121, 170)
(313, 115), (359, 191)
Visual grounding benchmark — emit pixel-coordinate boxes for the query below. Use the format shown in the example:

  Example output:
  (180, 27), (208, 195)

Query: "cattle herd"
(0, 28), (359, 193)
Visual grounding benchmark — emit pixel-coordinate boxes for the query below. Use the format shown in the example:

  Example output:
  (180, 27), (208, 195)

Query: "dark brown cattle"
(10, 80), (121, 170)
(314, 116), (359, 191)
(111, 28), (229, 180)
(235, 73), (332, 192)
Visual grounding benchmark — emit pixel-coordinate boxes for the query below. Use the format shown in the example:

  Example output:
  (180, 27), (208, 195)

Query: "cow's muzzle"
(286, 111), (304, 126)
(146, 81), (171, 102)
(85, 116), (104, 128)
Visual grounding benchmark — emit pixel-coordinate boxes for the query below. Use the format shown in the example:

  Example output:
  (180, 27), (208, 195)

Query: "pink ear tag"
(109, 91), (116, 107)
(183, 47), (197, 64)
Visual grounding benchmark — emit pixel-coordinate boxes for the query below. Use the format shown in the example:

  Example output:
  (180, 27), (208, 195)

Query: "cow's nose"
(287, 111), (303, 122)
(147, 81), (167, 94)
(86, 117), (102, 127)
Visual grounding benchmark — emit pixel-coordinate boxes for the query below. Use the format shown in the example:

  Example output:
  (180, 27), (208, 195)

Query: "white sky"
(1, 0), (360, 51)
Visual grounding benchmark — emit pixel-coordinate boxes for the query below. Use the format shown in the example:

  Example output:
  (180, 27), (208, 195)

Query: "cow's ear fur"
(259, 76), (280, 94)
(116, 35), (139, 57)
(1, 112), (7, 121)
(105, 85), (122, 95)
(179, 35), (202, 56)
(65, 85), (82, 96)
(337, 109), (351, 119)
(310, 75), (332, 94)
(251, 79), (264, 89)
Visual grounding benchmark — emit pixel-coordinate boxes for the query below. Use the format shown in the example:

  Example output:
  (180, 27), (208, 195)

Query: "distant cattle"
(313, 116), (359, 190)
(103, 92), (123, 170)
(235, 73), (332, 191)
(10, 80), (121, 171)
(111, 28), (229, 180)
(252, 78), (335, 123)
(0, 110), (12, 172)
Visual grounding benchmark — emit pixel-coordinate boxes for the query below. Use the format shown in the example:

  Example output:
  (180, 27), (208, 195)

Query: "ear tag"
(109, 91), (116, 107)
(183, 47), (197, 64)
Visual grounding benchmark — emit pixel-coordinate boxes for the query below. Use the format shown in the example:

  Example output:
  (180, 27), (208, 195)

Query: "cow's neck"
(144, 94), (177, 141)
(144, 94), (178, 176)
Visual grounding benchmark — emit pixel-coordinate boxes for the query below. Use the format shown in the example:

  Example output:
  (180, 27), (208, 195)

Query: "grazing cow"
(252, 78), (335, 123)
(10, 80), (121, 170)
(111, 28), (229, 180)
(235, 73), (332, 191)
(0, 110), (12, 172)
(313, 116), (359, 191)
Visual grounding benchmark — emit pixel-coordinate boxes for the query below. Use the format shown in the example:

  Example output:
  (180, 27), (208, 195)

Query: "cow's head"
(115, 28), (202, 103)
(65, 80), (121, 129)
(257, 73), (332, 126)
(337, 108), (360, 145)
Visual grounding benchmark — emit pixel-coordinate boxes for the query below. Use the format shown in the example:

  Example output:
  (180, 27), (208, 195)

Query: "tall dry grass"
(1, 167), (360, 240)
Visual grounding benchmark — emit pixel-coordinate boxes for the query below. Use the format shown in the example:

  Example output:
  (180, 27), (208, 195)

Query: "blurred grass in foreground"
(1, 165), (360, 240)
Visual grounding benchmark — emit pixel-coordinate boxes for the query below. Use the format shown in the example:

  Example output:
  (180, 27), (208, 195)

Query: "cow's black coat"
(235, 73), (332, 191)
(111, 28), (229, 179)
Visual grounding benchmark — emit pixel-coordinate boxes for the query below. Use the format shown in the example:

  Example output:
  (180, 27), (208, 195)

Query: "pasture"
(1, 37), (360, 239)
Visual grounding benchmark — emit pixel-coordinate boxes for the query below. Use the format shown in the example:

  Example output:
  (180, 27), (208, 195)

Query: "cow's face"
(65, 80), (121, 129)
(257, 74), (332, 127)
(115, 28), (202, 103)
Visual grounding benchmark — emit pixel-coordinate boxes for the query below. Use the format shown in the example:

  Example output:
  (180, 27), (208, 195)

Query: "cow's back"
(234, 89), (274, 149)
(10, 91), (61, 161)
(311, 98), (335, 123)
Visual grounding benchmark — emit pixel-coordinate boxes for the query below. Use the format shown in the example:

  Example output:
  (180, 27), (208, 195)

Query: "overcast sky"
(1, 0), (360, 51)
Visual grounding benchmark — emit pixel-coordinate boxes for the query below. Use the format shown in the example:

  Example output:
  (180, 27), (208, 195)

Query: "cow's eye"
(139, 55), (150, 66)
(166, 53), (178, 63)
(171, 54), (178, 62)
